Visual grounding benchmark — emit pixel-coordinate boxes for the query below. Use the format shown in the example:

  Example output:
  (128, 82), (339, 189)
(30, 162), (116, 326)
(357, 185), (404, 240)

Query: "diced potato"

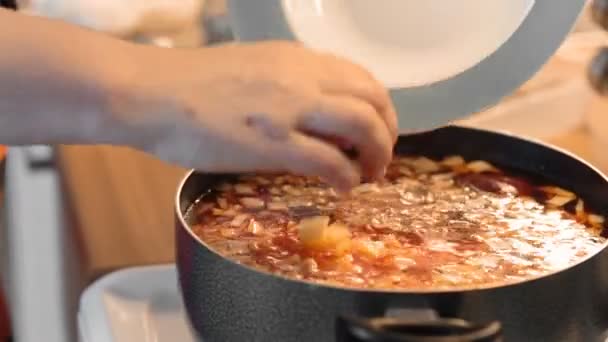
(335, 240), (353, 255)
(298, 216), (330, 248)
(324, 223), (352, 245)
(297, 217), (352, 251)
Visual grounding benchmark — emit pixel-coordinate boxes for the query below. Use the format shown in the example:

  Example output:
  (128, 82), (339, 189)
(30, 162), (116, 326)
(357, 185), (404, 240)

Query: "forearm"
(0, 8), (136, 145)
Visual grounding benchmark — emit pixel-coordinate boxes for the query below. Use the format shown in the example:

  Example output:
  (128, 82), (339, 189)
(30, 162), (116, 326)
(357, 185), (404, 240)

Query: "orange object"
(0, 290), (11, 339)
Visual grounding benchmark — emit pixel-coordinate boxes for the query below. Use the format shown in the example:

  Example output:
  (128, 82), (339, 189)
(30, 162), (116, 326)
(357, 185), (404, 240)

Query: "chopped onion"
(441, 155), (466, 167)
(539, 186), (575, 198)
(351, 183), (380, 194)
(546, 195), (574, 207)
(240, 197), (265, 210)
(217, 198), (228, 209)
(216, 182), (232, 192)
(301, 258), (319, 275)
(398, 166), (413, 176)
(282, 185), (302, 196)
(247, 219), (264, 235)
(255, 176), (272, 185)
(411, 157), (440, 173)
(466, 160), (498, 173)
(235, 184), (256, 195)
(576, 199), (585, 216)
(268, 202), (288, 211)
(588, 214), (605, 226)
(219, 228), (237, 238)
(230, 214), (249, 227)
(221, 209), (237, 217)
(352, 239), (385, 258)
(393, 257), (416, 270)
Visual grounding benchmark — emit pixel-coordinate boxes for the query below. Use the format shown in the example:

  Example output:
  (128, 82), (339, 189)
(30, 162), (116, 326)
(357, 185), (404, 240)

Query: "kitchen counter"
(55, 124), (605, 283)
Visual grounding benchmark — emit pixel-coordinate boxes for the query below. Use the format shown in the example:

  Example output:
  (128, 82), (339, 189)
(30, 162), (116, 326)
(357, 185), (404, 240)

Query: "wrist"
(79, 43), (155, 147)
(96, 45), (217, 149)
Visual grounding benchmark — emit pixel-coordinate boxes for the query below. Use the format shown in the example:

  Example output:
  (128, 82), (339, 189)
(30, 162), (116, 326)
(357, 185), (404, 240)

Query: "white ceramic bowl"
(227, 0), (586, 130)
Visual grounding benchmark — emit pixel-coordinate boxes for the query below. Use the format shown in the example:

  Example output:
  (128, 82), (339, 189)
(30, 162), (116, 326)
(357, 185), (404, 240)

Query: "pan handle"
(336, 315), (503, 342)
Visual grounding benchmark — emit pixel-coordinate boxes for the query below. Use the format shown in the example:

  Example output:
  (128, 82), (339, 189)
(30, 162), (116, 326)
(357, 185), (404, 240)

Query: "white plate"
(227, 0), (586, 130)
(78, 265), (196, 342)
(280, 0), (534, 89)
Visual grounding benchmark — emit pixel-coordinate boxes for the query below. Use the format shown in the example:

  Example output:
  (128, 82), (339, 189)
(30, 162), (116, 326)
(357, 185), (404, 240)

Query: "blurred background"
(1, 0), (608, 341)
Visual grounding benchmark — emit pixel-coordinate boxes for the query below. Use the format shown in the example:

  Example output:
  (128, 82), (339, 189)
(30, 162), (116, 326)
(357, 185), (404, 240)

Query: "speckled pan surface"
(227, 0), (585, 131)
(176, 126), (608, 342)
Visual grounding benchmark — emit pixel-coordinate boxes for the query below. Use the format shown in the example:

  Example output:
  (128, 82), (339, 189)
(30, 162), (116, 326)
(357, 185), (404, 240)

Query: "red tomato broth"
(190, 156), (607, 290)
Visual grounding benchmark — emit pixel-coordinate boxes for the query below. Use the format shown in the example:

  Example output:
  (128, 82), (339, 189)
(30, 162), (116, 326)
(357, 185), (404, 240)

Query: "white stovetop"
(78, 265), (197, 342)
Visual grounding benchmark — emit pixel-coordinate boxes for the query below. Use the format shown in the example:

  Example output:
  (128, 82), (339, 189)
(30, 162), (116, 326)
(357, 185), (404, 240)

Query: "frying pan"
(175, 126), (608, 342)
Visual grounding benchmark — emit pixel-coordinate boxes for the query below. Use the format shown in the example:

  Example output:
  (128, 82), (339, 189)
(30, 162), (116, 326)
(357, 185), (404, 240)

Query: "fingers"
(317, 53), (399, 142)
(279, 132), (361, 193)
(298, 95), (393, 181)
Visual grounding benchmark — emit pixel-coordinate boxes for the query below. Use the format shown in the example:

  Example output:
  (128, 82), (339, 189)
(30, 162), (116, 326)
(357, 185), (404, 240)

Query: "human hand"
(111, 41), (398, 192)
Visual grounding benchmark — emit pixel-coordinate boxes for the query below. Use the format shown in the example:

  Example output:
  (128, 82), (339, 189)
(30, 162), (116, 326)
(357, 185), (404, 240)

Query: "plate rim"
(226, 0), (586, 131)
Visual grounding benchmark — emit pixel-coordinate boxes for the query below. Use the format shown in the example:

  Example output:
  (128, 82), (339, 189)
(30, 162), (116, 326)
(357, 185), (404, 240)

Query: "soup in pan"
(190, 155), (607, 290)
